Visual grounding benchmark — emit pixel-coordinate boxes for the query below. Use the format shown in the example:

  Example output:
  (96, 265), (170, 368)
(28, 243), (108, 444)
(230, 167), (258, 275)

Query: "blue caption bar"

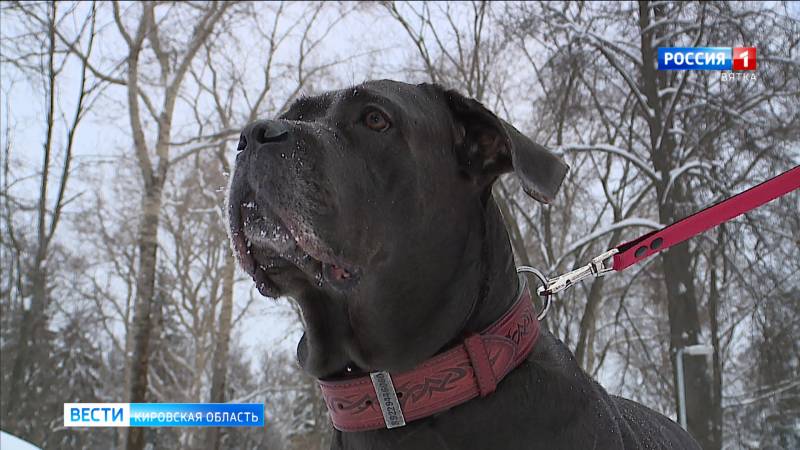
(64, 403), (264, 427)
(658, 47), (732, 70)
(130, 403), (264, 427)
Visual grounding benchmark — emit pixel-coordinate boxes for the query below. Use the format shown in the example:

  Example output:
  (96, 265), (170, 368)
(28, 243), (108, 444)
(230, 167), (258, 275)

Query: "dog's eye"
(364, 109), (390, 132)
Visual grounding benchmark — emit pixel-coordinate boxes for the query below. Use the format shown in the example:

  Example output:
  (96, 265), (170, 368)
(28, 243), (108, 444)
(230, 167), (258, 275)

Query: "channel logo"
(658, 47), (756, 71)
(64, 403), (265, 427)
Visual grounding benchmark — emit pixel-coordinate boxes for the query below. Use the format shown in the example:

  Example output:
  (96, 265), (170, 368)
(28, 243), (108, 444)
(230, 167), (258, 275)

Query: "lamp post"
(676, 344), (713, 430)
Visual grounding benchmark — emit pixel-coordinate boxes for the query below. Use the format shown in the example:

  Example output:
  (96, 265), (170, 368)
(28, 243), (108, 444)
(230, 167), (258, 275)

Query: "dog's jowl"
(228, 80), (701, 450)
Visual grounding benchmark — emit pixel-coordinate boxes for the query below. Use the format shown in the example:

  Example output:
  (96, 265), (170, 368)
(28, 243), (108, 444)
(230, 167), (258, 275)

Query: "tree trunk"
(126, 184), (164, 450)
(638, 2), (716, 447)
(659, 226), (714, 448)
(5, 266), (47, 429)
(575, 275), (605, 370)
(708, 232), (724, 448)
(575, 233), (621, 368)
(5, 4), (57, 428)
(205, 251), (236, 450)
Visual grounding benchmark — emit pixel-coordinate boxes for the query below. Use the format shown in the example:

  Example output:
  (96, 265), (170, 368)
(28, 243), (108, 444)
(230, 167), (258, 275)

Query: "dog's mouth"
(230, 192), (360, 296)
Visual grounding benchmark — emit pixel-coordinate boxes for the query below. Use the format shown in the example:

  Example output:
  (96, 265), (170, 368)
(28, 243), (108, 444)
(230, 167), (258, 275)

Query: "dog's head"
(228, 80), (567, 378)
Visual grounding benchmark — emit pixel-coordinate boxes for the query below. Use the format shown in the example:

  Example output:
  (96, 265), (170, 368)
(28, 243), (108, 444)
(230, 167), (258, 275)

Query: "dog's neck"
(330, 194), (552, 448)
(459, 194), (521, 335)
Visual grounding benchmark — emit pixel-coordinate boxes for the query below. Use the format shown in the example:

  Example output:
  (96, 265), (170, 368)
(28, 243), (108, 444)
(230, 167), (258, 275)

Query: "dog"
(227, 80), (701, 449)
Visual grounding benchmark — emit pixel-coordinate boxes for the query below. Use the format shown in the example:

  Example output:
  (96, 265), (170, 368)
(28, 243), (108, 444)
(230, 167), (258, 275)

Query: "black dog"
(228, 80), (700, 449)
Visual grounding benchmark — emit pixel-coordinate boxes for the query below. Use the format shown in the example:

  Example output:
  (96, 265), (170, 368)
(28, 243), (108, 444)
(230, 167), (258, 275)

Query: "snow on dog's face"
(227, 80), (567, 378)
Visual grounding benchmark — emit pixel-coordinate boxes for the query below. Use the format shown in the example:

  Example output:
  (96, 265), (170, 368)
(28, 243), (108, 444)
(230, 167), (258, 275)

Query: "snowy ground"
(0, 431), (42, 450)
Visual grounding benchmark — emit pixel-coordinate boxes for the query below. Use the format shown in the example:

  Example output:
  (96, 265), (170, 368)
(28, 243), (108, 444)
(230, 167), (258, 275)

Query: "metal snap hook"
(516, 266), (552, 320)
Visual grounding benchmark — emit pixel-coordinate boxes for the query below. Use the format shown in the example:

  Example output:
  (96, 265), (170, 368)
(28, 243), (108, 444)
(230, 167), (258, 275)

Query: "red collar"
(318, 281), (540, 432)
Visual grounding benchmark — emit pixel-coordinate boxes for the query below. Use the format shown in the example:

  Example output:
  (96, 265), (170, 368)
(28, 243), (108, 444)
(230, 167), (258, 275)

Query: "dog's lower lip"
(253, 265), (279, 297)
(322, 263), (360, 288)
(259, 258), (290, 274)
(239, 199), (361, 285)
(241, 232), (361, 292)
(328, 264), (351, 279)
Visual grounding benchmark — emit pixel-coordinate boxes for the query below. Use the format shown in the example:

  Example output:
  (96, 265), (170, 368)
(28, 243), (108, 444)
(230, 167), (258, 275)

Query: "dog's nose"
(241, 120), (289, 149)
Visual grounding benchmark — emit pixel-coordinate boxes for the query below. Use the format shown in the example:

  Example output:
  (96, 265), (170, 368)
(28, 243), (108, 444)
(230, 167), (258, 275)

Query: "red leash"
(320, 165), (798, 432)
(536, 165), (800, 297)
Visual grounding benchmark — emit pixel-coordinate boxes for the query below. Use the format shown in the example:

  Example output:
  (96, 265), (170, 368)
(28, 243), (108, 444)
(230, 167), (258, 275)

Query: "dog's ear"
(437, 86), (569, 203)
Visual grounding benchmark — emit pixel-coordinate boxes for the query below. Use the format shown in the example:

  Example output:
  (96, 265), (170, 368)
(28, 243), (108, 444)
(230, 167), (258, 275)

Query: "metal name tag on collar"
(370, 371), (406, 429)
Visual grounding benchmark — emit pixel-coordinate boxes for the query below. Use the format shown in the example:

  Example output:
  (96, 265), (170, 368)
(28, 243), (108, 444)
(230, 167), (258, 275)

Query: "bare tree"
(0, 2), (106, 440)
(505, 1), (799, 447)
(71, 160), (143, 447)
(2, 2), (796, 448)
(388, 2), (798, 448)
(181, 3), (351, 447)
(81, 4), (234, 449)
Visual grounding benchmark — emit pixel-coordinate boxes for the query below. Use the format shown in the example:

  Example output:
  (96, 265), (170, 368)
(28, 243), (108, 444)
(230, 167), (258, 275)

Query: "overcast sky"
(2, 0), (798, 387)
(0, 2), (482, 371)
